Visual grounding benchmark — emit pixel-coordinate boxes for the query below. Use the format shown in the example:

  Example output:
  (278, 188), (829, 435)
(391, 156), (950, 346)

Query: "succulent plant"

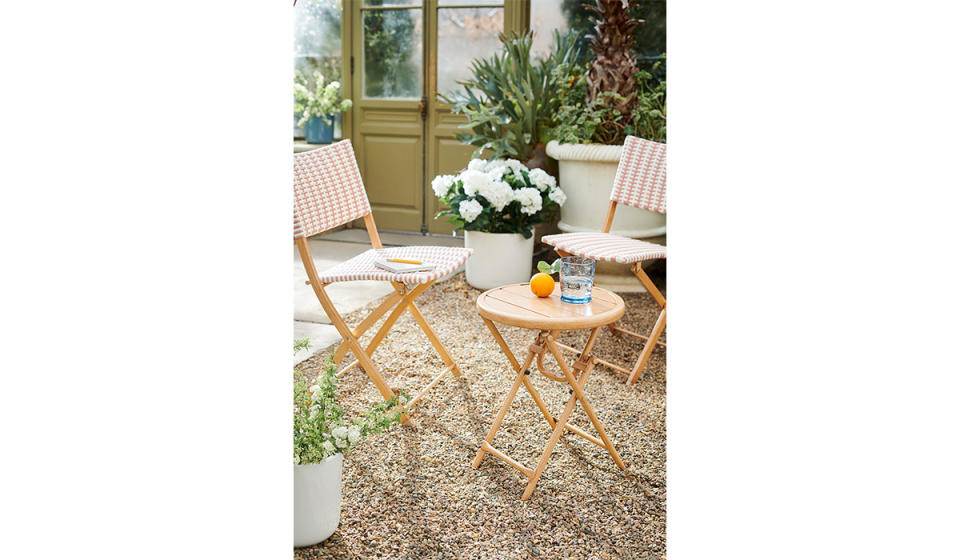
(440, 31), (582, 163)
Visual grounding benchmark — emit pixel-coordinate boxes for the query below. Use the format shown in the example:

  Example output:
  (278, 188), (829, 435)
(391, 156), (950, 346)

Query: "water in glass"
(559, 257), (596, 304)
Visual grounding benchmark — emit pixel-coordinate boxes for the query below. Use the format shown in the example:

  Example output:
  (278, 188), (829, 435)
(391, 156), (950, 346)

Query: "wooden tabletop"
(476, 283), (625, 331)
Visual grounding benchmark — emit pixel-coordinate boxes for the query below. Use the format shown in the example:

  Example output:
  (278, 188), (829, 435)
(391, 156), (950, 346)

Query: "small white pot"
(546, 141), (666, 238)
(464, 230), (534, 290)
(294, 453), (342, 548)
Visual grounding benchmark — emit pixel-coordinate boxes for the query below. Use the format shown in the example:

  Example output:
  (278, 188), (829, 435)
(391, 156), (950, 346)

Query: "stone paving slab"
(293, 321), (342, 365)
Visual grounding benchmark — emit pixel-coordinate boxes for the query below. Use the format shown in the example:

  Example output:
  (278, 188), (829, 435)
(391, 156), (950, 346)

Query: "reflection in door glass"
(436, 7), (504, 97)
(293, 0), (343, 137)
(363, 9), (423, 98)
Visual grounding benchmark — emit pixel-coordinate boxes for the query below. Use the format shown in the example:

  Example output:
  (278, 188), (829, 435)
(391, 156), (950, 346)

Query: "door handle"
(418, 96), (428, 120)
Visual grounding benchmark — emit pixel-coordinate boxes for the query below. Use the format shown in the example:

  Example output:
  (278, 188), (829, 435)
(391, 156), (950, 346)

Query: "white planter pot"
(294, 453), (342, 548)
(464, 231), (534, 290)
(546, 141), (666, 238)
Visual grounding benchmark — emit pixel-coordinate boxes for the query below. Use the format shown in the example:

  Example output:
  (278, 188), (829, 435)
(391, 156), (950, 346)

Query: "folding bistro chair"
(293, 140), (473, 421)
(541, 135), (667, 384)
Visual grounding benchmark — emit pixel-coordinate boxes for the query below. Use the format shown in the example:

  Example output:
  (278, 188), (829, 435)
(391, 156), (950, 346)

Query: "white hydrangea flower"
(459, 169), (490, 197)
(483, 159), (506, 173)
(335, 437), (347, 449)
(477, 180), (514, 211)
(504, 159), (528, 174)
(331, 426), (348, 440)
(431, 174), (456, 198)
(347, 426), (361, 444)
(548, 187), (567, 206)
(514, 187), (543, 215)
(528, 168), (557, 192)
(308, 384), (320, 393)
(467, 159), (487, 171)
(487, 165), (508, 181)
(322, 440), (335, 453)
(458, 198), (483, 223)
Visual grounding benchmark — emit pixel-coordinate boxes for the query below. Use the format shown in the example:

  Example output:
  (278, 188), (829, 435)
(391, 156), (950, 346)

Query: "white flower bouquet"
(293, 340), (405, 464)
(294, 70), (353, 127)
(432, 159), (566, 238)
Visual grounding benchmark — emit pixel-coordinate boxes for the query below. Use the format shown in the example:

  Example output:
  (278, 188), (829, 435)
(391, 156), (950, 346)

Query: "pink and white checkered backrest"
(293, 139), (372, 239)
(610, 136), (667, 215)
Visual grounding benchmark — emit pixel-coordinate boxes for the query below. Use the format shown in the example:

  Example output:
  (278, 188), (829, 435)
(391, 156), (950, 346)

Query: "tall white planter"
(464, 231), (534, 290)
(546, 141), (666, 238)
(294, 453), (343, 548)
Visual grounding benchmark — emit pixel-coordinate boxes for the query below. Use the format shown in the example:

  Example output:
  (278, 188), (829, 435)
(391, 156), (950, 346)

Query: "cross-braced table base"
(473, 319), (626, 500)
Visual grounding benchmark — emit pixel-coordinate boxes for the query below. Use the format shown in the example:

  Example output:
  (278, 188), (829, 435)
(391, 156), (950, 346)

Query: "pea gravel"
(295, 273), (666, 560)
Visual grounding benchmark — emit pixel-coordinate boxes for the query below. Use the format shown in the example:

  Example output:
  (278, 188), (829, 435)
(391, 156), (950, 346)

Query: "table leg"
(545, 334), (626, 470)
(473, 322), (541, 469)
(477, 322), (626, 500)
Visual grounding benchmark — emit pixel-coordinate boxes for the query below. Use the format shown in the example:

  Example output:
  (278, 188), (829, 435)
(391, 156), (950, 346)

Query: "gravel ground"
(295, 273), (666, 560)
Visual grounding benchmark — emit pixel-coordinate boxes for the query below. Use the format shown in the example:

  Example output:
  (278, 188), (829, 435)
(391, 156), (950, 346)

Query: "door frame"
(341, 0), (530, 235)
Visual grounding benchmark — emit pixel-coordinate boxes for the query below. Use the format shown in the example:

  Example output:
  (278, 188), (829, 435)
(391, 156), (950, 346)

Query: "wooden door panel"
(361, 134), (422, 230)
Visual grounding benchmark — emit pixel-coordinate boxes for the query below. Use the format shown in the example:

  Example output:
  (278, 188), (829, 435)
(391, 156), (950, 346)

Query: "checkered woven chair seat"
(316, 246), (473, 284)
(541, 232), (666, 264)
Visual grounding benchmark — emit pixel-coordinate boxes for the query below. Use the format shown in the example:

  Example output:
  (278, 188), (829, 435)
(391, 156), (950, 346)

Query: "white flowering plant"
(432, 159), (566, 239)
(294, 70), (353, 127)
(293, 340), (406, 465)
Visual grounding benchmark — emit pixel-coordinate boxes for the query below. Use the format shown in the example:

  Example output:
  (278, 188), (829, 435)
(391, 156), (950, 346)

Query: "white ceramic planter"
(294, 453), (343, 548)
(546, 141), (666, 238)
(464, 231), (534, 290)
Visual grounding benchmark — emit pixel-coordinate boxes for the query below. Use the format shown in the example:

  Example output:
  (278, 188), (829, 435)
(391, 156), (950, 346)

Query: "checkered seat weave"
(315, 245), (473, 285)
(543, 136), (666, 264)
(540, 233), (665, 264)
(294, 139), (372, 240)
(610, 135), (666, 213)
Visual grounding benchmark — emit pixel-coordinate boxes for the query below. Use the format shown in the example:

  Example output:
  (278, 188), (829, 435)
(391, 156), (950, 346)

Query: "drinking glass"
(559, 256), (595, 304)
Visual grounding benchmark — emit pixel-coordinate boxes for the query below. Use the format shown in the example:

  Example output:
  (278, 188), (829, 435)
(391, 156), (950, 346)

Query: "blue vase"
(304, 115), (334, 144)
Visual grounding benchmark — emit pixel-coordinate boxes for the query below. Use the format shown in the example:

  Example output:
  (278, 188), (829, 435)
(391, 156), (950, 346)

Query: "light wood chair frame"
(297, 214), (462, 424)
(554, 201), (667, 384)
(473, 322), (626, 500)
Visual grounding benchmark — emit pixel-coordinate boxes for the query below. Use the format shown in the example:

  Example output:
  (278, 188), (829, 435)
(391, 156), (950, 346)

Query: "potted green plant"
(545, 0), (666, 240)
(294, 70), (352, 144)
(293, 340), (405, 548)
(440, 30), (582, 172)
(432, 159), (566, 290)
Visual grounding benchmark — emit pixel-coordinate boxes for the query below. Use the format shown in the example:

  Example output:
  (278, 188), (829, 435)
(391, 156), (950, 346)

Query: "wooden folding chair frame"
(554, 200), (667, 384)
(296, 214), (462, 424)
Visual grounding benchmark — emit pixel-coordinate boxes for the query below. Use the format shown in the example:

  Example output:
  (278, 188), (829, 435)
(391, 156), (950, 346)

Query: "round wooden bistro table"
(473, 282), (628, 500)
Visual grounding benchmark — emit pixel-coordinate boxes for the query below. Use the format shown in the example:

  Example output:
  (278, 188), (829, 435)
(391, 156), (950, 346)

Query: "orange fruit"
(529, 272), (555, 298)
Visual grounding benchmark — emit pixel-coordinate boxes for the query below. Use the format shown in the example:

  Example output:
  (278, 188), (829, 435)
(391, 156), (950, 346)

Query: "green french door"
(348, 0), (525, 234)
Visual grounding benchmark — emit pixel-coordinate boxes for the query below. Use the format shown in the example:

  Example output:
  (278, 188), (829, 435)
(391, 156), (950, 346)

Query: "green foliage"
(440, 30), (583, 162)
(549, 56), (666, 145)
(537, 259), (561, 275)
(294, 341), (406, 465)
(294, 70), (353, 127)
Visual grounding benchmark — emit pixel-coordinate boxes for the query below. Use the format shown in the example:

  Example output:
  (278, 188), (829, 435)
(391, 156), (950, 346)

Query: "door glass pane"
(363, 0), (421, 6)
(363, 9), (423, 98)
(438, 0), (503, 5)
(293, 0), (343, 138)
(436, 7), (503, 96)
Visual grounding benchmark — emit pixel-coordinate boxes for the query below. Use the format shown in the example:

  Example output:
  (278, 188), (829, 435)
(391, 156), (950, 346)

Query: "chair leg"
(628, 308), (666, 384)
(407, 300), (462, 377)
(310, 284), (408, 423)
(331, 290), (403, 366)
